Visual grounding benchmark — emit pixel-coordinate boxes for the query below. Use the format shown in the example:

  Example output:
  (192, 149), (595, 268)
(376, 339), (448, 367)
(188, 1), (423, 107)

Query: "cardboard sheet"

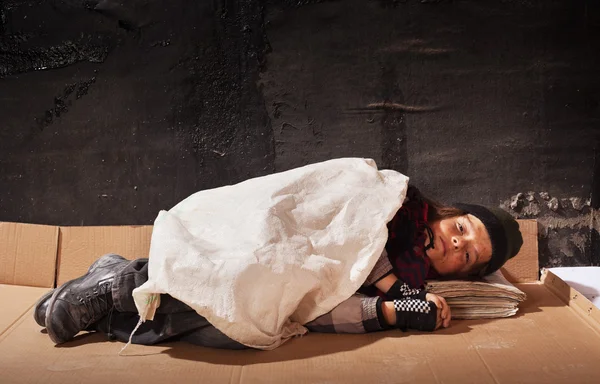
(57, 225), (153, 285)
(500, 219), (539, 283)
(1, 284), (600, 383)
(0, 222), (58, 287)
(0, 284), (51, 335)
(2, 218), (600, 383)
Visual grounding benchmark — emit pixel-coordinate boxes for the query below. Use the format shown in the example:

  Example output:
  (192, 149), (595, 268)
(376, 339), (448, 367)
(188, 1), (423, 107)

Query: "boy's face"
(426, 214), (492, 277)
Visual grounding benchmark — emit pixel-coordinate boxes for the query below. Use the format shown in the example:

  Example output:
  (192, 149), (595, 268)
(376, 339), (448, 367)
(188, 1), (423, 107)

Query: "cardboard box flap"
(547, 266), (600, 309)
(500, 219), (539, 283)
(0, 222), (58, 287)
(57, 225), (153, 285)
(541, 269), (600, 335)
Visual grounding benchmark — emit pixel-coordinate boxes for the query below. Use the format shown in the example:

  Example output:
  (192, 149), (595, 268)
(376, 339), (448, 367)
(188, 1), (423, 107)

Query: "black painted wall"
(1, 0), (598, 267)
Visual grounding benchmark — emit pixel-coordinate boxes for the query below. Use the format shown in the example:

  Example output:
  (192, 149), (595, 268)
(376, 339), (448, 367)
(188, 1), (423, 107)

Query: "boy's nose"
(452, 236), (464, 250)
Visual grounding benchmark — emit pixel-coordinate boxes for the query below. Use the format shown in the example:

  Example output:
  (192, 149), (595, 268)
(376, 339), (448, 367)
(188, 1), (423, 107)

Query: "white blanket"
(132, 158), (408, 349)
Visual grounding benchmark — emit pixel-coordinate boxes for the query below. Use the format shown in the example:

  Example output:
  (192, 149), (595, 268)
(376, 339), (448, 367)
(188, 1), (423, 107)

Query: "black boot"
(45, 254), (130, 344)
(34, 254), (129, 327)
(393, 298), (437, 332)
(33, 290), (55, 327)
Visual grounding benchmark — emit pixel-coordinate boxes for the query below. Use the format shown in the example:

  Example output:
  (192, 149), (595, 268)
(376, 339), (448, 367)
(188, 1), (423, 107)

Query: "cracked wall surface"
(1, 0), (599, 266)
(500, 191), (598, 266)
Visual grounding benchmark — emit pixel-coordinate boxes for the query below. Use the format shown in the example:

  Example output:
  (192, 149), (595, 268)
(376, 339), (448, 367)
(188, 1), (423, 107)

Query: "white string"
(118, 316), (144, 356)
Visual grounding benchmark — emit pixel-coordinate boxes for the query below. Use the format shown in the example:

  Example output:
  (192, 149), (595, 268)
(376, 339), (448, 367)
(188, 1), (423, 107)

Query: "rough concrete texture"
(0, 0), (599, 266)
(500, 192), (597, 266)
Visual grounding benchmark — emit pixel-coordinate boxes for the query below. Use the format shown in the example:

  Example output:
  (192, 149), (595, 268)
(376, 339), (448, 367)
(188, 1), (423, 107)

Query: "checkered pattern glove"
(386, 279), (427, 301)
(393, 298), (437, 332)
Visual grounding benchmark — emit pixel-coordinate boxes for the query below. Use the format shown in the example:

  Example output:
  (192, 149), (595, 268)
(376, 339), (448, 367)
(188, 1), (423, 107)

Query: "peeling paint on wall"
(35, 77), (97, 130)
(0, 37), (111, 77)
(500, 192), (597, 267)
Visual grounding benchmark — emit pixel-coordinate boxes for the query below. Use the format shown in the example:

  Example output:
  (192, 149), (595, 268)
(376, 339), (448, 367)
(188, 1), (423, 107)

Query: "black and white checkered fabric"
(393, 298), (431, 314)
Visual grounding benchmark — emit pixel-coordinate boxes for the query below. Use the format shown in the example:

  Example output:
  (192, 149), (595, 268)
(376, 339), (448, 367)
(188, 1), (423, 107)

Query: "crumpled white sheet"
(132, 158), (408, 350)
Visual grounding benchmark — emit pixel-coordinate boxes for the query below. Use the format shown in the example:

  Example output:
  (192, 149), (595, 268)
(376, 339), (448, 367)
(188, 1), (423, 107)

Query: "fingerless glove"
(392, 298), (437, 332)
(386, 279), (427, 301)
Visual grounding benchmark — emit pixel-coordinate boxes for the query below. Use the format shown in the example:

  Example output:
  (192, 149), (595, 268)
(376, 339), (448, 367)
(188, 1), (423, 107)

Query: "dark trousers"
(95, 258), (247, 349)
(92, 257), (385, 349)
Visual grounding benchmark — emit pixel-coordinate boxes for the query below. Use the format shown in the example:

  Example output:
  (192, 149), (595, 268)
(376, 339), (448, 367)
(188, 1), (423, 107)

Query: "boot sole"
(33, 289), (55, 327)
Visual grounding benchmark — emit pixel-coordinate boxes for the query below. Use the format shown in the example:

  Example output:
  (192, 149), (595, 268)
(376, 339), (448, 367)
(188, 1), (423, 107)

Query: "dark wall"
(1, 0), (598, 267)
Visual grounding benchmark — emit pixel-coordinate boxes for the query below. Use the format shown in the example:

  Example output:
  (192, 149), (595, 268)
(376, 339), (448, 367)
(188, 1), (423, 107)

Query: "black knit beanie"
(452, 204), (523, 276)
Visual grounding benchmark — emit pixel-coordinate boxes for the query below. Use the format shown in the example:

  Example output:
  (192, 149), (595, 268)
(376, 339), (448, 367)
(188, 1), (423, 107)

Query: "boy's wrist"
(374, 273), (397, 293)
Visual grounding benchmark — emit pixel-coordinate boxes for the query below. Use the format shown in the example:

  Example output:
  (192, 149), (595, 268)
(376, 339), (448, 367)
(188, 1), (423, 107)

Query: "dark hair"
(421, 194), (466, 223)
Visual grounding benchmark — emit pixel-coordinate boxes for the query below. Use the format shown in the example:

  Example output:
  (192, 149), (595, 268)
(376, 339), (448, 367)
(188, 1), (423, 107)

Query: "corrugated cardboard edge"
(500, 219), (539, 283)
(57, 225), (153, 285)
(0, 222), (59, 287)
(541, 269), (600, 336)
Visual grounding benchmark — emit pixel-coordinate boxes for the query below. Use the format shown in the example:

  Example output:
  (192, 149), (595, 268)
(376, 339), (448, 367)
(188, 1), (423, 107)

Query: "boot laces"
(77, 279), (113, 327)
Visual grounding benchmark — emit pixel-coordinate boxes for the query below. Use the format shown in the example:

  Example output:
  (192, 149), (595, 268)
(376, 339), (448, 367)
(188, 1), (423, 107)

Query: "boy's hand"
(426, 293), (451, 329)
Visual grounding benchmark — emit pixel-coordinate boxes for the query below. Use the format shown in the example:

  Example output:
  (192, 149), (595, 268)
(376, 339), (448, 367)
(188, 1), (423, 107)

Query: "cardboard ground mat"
(1, 219), (600, 383)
